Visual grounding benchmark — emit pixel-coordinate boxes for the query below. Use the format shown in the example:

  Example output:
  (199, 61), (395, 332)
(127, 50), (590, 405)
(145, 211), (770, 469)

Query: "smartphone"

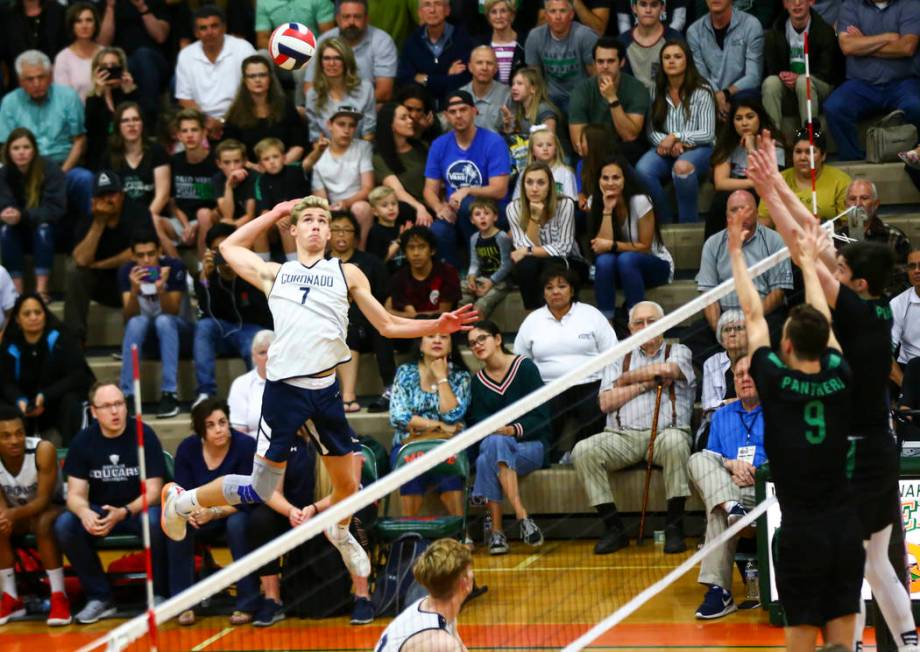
(105, 65), (123, 80)
(145, 266), (160, 282)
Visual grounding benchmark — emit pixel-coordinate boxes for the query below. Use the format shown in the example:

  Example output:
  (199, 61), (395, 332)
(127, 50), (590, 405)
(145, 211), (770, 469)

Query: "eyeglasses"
(722, 325), (746, 334)
(908, 262), (920, 270)
(94, 400), (126, 411)
(468, 334), (492, 347)
(322, 55), (344, 62)
(245, 72), (269, 79)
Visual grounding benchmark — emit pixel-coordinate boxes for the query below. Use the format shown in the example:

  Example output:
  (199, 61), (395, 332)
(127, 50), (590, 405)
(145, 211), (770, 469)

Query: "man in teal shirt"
(254, 0), (335, 50)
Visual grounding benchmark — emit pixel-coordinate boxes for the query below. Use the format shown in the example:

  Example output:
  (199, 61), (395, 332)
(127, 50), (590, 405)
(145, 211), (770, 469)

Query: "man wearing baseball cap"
(422, 90), (511, 268)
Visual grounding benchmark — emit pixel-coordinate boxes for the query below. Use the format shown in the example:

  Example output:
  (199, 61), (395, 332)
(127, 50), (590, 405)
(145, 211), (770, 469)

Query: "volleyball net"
(77, 229), (809, 652)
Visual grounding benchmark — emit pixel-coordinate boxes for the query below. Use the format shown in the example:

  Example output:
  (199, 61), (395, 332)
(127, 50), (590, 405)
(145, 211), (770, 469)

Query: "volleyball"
(268, 22), (317, 71)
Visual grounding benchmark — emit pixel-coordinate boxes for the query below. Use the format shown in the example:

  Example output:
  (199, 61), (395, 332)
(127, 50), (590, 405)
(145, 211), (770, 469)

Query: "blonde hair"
(253, 137), (284, 160)
(215, 138), (246, 160)
(412, 538), (473, 600)
(368, 185), (396, 207)
(88, 47), (128, 98)
(527, 127), (565, 168)
(485, 0), (515, 14)
(291, 195), (331, 225)
(509, 67), (556, 132)
(314, 38), (361, 112)
(518, 161), (558, 233)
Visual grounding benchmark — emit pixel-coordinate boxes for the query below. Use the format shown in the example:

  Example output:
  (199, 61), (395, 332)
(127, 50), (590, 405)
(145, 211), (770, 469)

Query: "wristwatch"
(608, 99), (621, 109)
(526, 245), (533, 255)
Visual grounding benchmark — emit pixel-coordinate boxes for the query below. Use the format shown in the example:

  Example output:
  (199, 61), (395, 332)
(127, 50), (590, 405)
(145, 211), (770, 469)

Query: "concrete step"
(837, 162), (920, 205)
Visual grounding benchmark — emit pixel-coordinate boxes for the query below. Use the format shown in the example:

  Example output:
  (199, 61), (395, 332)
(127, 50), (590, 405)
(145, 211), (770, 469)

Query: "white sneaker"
(325, 525), (370, 577)
(191, 393), (210, 410)
(160, 482), (188, 541)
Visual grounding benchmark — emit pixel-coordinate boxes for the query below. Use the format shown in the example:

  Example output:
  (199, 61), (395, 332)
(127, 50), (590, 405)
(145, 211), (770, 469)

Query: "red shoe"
(47, 592), (72, 626)
(0, 592), (25, 625)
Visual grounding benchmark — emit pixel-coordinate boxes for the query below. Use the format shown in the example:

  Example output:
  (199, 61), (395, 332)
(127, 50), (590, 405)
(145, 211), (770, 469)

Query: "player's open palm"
(436, 304), (479, 334)
(726, 211), (748, 253)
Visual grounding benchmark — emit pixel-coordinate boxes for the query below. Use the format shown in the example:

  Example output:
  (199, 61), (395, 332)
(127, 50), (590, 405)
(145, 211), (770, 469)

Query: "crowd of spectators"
(0, 0), (919, 633)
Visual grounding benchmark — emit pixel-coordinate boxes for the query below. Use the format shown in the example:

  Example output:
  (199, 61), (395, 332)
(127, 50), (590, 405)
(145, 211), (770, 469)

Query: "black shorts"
(774, 508), (865, 628)
(256, 378), (359, 461)
(345, 321), (376, 353)
(851, 435), (901, 539)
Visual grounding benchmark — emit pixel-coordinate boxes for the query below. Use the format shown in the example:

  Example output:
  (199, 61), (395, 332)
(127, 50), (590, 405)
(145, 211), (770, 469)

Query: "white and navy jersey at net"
(375, 598), (461, 652)
(267, 258), (351, 381)
(0, 436), (43, 507)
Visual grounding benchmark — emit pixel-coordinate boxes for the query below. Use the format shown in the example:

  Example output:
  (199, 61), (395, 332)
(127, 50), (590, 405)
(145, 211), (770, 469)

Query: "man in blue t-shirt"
(53, 383), (168, 625)
(116, 231), (194, 419)
(422, 90), (511, 268)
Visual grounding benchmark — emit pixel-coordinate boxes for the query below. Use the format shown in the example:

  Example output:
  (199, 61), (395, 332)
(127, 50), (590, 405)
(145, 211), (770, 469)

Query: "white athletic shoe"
(325, 525), (371, 578)
(160, 482), (188, 542)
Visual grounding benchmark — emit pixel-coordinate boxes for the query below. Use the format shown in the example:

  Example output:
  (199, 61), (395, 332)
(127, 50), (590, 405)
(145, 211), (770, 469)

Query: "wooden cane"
(637, 377), (665, 545)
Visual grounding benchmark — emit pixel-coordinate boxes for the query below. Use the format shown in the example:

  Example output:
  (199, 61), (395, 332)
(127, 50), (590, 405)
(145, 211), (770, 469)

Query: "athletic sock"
(595, 503), (623, 532)
(0, 568), (17, 599)
(900, 630), (919, 647)
(174, 488), (200, 516)
(46, 568), (65, 594)
(722, 500), (740, 515)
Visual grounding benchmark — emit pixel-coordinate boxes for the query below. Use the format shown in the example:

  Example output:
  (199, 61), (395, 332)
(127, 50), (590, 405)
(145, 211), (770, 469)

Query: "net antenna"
(80, 213), (849, 652)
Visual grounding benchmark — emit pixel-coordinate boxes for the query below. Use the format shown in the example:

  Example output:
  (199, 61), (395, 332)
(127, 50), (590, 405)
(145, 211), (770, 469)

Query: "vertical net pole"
(130, 344), (159, 652)
(803, 30), (819, 217)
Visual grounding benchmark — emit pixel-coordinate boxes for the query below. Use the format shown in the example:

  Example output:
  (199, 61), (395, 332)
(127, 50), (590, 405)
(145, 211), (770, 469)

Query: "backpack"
(371, 533), (430, 616)
(281, 535), (354, 619)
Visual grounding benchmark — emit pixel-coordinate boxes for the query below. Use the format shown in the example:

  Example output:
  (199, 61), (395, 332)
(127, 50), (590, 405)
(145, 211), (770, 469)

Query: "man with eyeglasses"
(53, 382), (168, 625)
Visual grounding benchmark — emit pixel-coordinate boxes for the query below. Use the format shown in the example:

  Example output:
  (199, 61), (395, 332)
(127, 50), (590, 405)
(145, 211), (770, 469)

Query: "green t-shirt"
(568, 72), (650, 142)
(369, 0), (418, 48)
(254, 0), (334, 33)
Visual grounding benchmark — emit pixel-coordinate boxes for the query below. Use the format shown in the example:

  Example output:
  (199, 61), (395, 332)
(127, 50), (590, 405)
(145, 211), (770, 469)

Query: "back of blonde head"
(412, 538), (473, 600)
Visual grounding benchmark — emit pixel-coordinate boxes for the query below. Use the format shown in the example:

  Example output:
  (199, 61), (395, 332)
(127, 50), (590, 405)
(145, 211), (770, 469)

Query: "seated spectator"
(687, 0), (764, 121)
(636, 39), (716, 224)
(0, 50), (93, 219)
(576, 122), (620, 210)
(573, 300), (695, 554)
(255, 137), (310, 257)
(707, 97), (785, 238)
(693, 0), (777, 28)
(457, 46), (510, 133)
(0, 406), (70, 626)
(461, 199), (513, 319)
(329, 213), (395, 413)
(524, 0), (598, 112)
(228, 330), (274, 436)
(254, 0), (334, 51)
(365, 185), (408, 270)
(845, 178), (912, 294)
(223, 55), (306, 168)
(106, 102), (170, 243)
(0, 267), (17, 334)
(892, 249), (920, 394)
(617, 0), (690, 34)
(387, 226), (461, 318)
(757, 127), (850, 226)
(175, 4), (255, 141)
(701, 309), (747, 412)
(373, 102), (433, 227)
(617, 0), (684, 94)
(825, 0), (920, 161)
(170, 399), (259, 626)
(423, 90), (511, 268)
(467, 320), (549, 555)
(480, 0), (526, 85)
(389, 332), (471, 517)
(0, 292), (93, 445)
(85, 47), (140, 171)
(514, 266), (615, 460)
(511, 126), (578, 201)
(118, 232), (194, 419)
(396, 0), (473, 110)
(500, 67), (561, 172)
(53, 2), (103, 102)
(212, 140), (259, 243)
(65, 170), (154, 345)
(303, 0), (398, 104)
(569, 37), (650, 165)
(162, 109), (218, 260)
(507, 162), (584, 311)
(192, 224), (273, 407)
(54, 382), (168, 624)
(587, 155), (673, 320)
(307, 108), (374, 249)
(762, 0), (838, 133)
(305, 38), (377, 143)
(0, 0), (66, 88)
(688, 356), (764, 619)
(397, 85), (444, 146)
(0, 128), (66, 299)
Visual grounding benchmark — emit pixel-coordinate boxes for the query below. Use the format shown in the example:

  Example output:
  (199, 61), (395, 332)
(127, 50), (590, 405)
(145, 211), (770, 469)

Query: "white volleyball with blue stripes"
(268, 22), (317, 71)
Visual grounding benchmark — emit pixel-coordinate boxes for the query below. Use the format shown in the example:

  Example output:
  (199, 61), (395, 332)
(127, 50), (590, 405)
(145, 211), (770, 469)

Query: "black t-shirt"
(72, 204), (154, 263)
(714, 23), (729, 50)
(750, 346), (853, 519)
(115, 143), (169, 212)
(113, 0), (170, 54)
(255, 167), (309, 213)
(171, 151), (218, 216)
(212, 170), (256, 220)
(473, 233), (502, 278)
(831, 285), (893, 438)
(366, 223), (406, 273)
(63, 422), (166, 508)
(222, 100), (307, 163)
(195, 271), (273, 329)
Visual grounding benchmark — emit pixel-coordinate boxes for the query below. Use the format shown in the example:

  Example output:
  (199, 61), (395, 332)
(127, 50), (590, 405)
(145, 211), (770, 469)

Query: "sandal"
(230, 610), (253, 625)
(898, 149), (920, 170)
(343, 400), (361, 413)
(178, 609), (195, 626)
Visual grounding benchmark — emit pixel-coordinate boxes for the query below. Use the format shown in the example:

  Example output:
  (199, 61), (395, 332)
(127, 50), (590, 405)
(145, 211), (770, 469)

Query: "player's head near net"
(833, 240), (895, 300)
(780, 304), (831, 364)
(289, 195), (332, 254)
(413, 537), (474, 605)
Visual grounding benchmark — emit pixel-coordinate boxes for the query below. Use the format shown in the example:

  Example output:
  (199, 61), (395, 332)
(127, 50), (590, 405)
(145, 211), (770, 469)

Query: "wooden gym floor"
(0, 540), (876, 651)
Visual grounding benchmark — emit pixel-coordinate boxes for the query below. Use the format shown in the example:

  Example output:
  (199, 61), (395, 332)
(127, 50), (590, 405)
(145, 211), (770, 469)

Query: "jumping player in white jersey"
(160, 196), (478, 615)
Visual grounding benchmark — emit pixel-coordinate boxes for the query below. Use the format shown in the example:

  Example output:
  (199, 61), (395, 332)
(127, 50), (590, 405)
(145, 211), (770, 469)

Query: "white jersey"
(267, 258), (351, 381)
(0, 437), (42, 507)
(375, 598), (461, 652)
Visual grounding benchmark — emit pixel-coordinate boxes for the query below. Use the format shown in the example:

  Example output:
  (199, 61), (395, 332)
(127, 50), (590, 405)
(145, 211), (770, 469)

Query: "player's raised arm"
(344, 264), (478, 338)
(794, 221), (842, 352)
(218, 199), (300, 293)
(727, 210), (770, 352)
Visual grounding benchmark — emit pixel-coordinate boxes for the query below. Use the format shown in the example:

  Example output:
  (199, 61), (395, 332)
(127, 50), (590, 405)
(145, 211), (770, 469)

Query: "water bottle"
(744, 559), (760, 602)
(482, 513), (493, 545)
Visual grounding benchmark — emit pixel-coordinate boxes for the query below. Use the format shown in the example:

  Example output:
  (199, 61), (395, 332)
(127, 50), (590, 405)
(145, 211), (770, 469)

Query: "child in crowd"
(213, 140), (263, 259)
(162, 109), (218, 261)
(513, 126), (577, 201)
(460, 198), (512, 319)
(365, 185), (408, 272)
(386, 226), (460, 319)
(253, 137), (309, 260)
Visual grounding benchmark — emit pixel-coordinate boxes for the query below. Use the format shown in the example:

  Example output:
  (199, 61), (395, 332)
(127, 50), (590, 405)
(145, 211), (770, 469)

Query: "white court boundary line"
(81, 212), (848, 651)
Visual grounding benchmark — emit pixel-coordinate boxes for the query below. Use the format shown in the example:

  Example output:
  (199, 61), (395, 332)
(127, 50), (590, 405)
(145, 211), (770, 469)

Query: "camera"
(145, 266), (160, 282)
(104, 65), (123, 80)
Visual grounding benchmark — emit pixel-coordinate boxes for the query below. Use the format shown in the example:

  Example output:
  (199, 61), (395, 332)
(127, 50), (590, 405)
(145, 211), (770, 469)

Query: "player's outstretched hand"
(793, 220), (822, 268)
(726, 209), (749, 254)
(436, 303), (479, 334)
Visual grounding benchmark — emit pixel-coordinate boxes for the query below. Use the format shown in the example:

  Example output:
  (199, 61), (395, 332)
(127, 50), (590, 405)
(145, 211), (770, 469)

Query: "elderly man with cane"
(573, 300), (696, 555)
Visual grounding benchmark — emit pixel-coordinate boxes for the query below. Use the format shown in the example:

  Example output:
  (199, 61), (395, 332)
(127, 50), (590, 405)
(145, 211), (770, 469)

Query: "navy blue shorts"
(257, 378), (359, 462)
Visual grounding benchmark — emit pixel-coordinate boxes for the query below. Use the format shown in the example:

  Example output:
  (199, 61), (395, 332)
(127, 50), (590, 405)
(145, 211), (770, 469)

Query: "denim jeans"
(0, 221), (54, 276)
(119, 313), (194, 395)
(53, 505), (167, 602)
(825, 78), (920, 161)
(430, 195), (508, 268)
(128, 47), (170, 121)
(167, 511), (260, 612)
(472, 434), (544, 503)
(194, 318), (262, 396)
(635, 146), (713, 224)
(594, 251), (672, 317)
(65, 167), (94, 221)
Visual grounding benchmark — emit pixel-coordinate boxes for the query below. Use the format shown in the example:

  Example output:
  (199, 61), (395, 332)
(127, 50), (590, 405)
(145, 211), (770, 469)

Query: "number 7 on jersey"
(300, 286), (311, 304)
